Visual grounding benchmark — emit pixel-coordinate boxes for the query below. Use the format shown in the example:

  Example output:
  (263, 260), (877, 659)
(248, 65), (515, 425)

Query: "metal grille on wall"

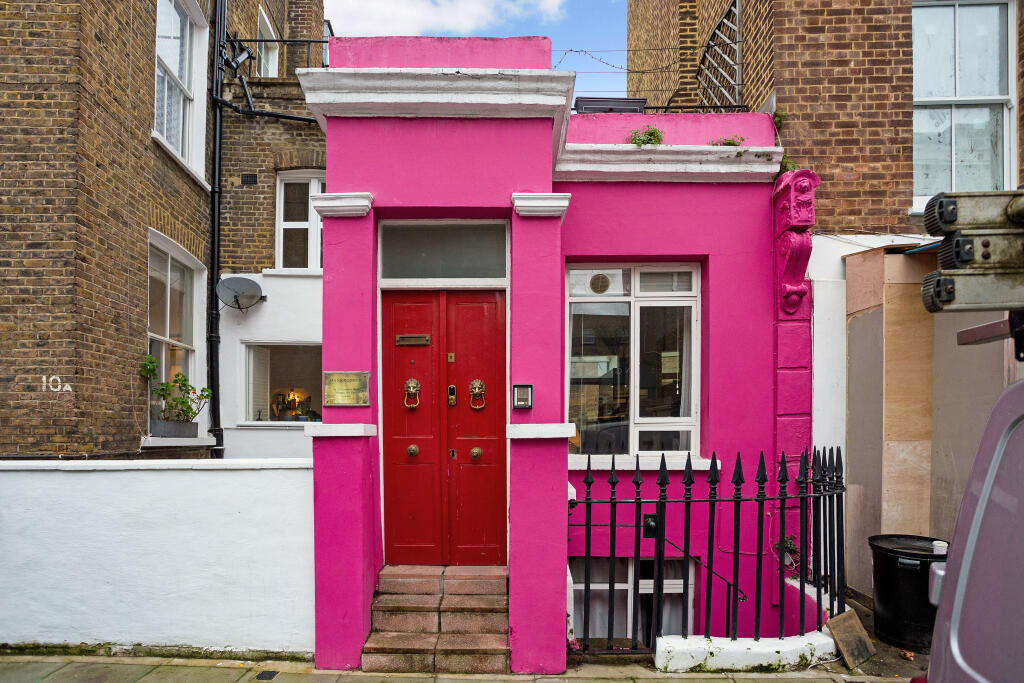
(696, 0), (743, 110)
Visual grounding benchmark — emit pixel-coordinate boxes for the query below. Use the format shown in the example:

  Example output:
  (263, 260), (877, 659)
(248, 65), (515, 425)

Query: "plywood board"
(826, 609), (876, 669)
(883, 283), (934, 442)
(846, 249), (885, 315)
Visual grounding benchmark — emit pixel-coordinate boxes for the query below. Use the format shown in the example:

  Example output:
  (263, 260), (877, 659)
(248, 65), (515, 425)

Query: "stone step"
(442, 566), (508, 596)
(361, 632), (438, 673)
(434, 633), (509, 674)
(378, 565), (444, 595)
(440, 594), (508, 634)
(371, 593), (442, 633)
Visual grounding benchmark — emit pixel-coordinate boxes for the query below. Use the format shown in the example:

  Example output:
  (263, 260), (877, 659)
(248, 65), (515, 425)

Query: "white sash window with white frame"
(912, 0), (1017, 212)
(567, 265), (701, 470)
(276, 171), (326, 271)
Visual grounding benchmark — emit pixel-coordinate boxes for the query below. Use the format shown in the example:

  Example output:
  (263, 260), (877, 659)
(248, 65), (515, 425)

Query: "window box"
(149, 418), (200, 439)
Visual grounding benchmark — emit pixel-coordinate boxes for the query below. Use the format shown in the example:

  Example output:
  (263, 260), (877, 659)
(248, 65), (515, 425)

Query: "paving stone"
(440, 610), (508, 634)
(240, 671), (340, 682)
(442, 578), (508, 595)
(371, 594), (442, 611)
(136, 665), (248, 682)
(0, 662), (69, 681)
(433, 653), (508, 675)
(442, 566), (507, 579)
(372, 608), (439, 633)
(440, 594), (507, 612)
(362, 632), (438, 654)
(379, 565), (444, 578)
(40, 662), (158, 682)
(435, 633), (507, 655)
(359, 653), (434, 674)
(377, 577), (443, 595)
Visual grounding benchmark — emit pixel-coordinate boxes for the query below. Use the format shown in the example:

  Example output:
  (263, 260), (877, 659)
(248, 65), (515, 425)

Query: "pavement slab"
(39, 662), (157, 682)
(137, 665), (248, 682)
(0, 662), (69, 682)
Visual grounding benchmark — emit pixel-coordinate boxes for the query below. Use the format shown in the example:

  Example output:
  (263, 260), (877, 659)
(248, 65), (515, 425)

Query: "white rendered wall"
(807, 233), (933, 451)
(219, 273), (322, 459)
(0, 460), (314, 653)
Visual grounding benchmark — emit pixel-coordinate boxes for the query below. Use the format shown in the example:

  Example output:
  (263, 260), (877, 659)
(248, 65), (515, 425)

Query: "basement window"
(246, 344), (323, 423)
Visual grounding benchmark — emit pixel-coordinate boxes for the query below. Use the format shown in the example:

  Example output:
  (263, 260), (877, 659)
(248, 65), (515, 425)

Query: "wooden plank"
(826, 609), (876, 669)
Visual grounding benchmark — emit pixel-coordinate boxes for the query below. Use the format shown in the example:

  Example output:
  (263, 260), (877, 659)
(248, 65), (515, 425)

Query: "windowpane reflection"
(569, 302), (629, 455)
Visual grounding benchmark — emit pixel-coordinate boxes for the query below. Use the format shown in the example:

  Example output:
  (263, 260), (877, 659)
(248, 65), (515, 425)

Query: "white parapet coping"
(0, 458), (312, 471)
(655, 631), (837, 673)
(304, 423), (377, 437)
(511, 192), (571, 218)
(507, 422), (577, 439)
(554, 143), (784, 183)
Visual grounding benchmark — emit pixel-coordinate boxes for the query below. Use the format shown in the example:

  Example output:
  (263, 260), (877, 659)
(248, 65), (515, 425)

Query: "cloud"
(325, 0), (567, 36)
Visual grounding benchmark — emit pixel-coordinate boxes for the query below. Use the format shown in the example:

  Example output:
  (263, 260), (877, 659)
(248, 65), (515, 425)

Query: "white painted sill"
(568, 454), (713, 471)
(231, 422), (310, 429)
(151, 131), (212, 192)
(141, 436), (216, 448)
(262, 268), (323, 277)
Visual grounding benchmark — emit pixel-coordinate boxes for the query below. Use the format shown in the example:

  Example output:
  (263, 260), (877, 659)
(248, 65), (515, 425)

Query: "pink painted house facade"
(297, 36), (821, 673)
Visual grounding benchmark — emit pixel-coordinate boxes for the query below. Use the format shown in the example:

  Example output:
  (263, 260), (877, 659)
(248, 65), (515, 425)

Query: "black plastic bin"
(868, 534), (946, 652)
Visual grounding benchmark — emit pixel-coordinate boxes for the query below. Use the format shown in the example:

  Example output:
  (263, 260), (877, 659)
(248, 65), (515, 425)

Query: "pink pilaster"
(508, 212), (568, 674)
(313, 211), (383, 669)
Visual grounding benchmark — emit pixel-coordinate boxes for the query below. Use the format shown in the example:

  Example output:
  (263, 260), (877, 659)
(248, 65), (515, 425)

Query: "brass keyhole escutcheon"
(470, 447), (483, 459)
(407, 444), (419, 457)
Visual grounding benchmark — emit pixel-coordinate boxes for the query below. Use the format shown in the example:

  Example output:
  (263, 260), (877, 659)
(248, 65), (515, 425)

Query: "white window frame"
(912, 0), (1017, 213)
(238, 341), (323, 427)
(274, 170), (326, 271)
(146, 228), (208, 432)
(569, 557), (696, 641)
(152, 0), (209, 185)
(566, 264), (702, 471)
(256, 6), (279, 78)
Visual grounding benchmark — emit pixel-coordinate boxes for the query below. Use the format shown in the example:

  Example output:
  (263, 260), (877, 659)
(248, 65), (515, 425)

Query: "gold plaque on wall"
(322, 371), (370, 406)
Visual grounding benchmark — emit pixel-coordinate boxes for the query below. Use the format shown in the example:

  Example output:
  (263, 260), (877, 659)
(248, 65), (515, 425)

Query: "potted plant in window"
(140, 354), (212, 438)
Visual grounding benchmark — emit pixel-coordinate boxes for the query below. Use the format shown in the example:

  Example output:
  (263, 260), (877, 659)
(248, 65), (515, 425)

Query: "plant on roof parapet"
(629, 124), (664, 147)
(709, 134), (746, 146)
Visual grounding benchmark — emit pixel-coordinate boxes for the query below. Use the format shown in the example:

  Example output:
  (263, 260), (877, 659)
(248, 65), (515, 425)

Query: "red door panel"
(382, 293), (443, 564)
(382, 290), (506, 565)
(446, 292), (507, 565)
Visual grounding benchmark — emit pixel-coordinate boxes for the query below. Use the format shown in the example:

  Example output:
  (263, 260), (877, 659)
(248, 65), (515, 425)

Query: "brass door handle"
(469, 379), (486, 410)
(404, 378), (420, 409)
(407, 444), (419, 457)
(470, 446), (483, 459)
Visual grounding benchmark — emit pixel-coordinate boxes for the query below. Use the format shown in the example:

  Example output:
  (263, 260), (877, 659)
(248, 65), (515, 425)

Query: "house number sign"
(322, 371), (370, 406)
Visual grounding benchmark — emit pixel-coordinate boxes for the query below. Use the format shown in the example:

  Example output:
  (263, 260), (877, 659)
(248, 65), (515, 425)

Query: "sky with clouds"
(323, 0), (634, 99)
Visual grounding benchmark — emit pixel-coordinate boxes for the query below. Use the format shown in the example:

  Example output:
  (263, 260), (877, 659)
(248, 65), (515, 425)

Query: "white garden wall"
(0, 459), (314, 653)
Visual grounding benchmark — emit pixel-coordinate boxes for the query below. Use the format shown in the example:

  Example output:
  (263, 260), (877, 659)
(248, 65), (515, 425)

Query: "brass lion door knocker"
(403, 378), (421, 409)
(468, 379), (486, 410)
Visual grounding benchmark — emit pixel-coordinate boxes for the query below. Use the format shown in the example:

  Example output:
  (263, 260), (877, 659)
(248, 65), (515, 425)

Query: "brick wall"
(773, 0), (915, 234)
(0, 0), (82, 455)
(219, 79), (325, 274)
(0, 0), (323, 457)
(741, 0), (773, 112)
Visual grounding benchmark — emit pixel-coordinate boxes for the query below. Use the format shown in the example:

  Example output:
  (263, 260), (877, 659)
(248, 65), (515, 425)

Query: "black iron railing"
(568, 448), (846, 654)
(642, 104), (749, 114)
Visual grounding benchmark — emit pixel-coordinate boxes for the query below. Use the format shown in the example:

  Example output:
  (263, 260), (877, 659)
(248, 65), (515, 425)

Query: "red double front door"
(382, 291), (507, 565)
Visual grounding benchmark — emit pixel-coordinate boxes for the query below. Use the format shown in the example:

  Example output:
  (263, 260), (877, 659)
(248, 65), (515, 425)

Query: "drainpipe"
(207, 0), (228, 458)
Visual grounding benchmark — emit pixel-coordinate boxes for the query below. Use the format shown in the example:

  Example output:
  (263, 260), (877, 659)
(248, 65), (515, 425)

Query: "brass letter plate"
(323, 371), (370, 406)
(396, 334), (430, 346)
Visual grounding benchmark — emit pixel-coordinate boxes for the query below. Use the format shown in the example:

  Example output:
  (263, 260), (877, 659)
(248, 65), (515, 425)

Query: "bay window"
(912, 1), (1014, 211)
(276, 171), (326, 270)
(567, 266), (700, 469)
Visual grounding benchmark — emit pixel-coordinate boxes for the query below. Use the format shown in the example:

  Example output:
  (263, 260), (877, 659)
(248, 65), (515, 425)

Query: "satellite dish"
(217, 277), (265, 310)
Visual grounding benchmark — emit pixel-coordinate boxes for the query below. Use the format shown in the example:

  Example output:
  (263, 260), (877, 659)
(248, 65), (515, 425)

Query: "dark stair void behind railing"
(568, 448), (846, 654)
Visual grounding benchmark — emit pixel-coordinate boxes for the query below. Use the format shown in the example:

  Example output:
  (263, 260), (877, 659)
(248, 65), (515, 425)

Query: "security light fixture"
(226, 44), (253, 71)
